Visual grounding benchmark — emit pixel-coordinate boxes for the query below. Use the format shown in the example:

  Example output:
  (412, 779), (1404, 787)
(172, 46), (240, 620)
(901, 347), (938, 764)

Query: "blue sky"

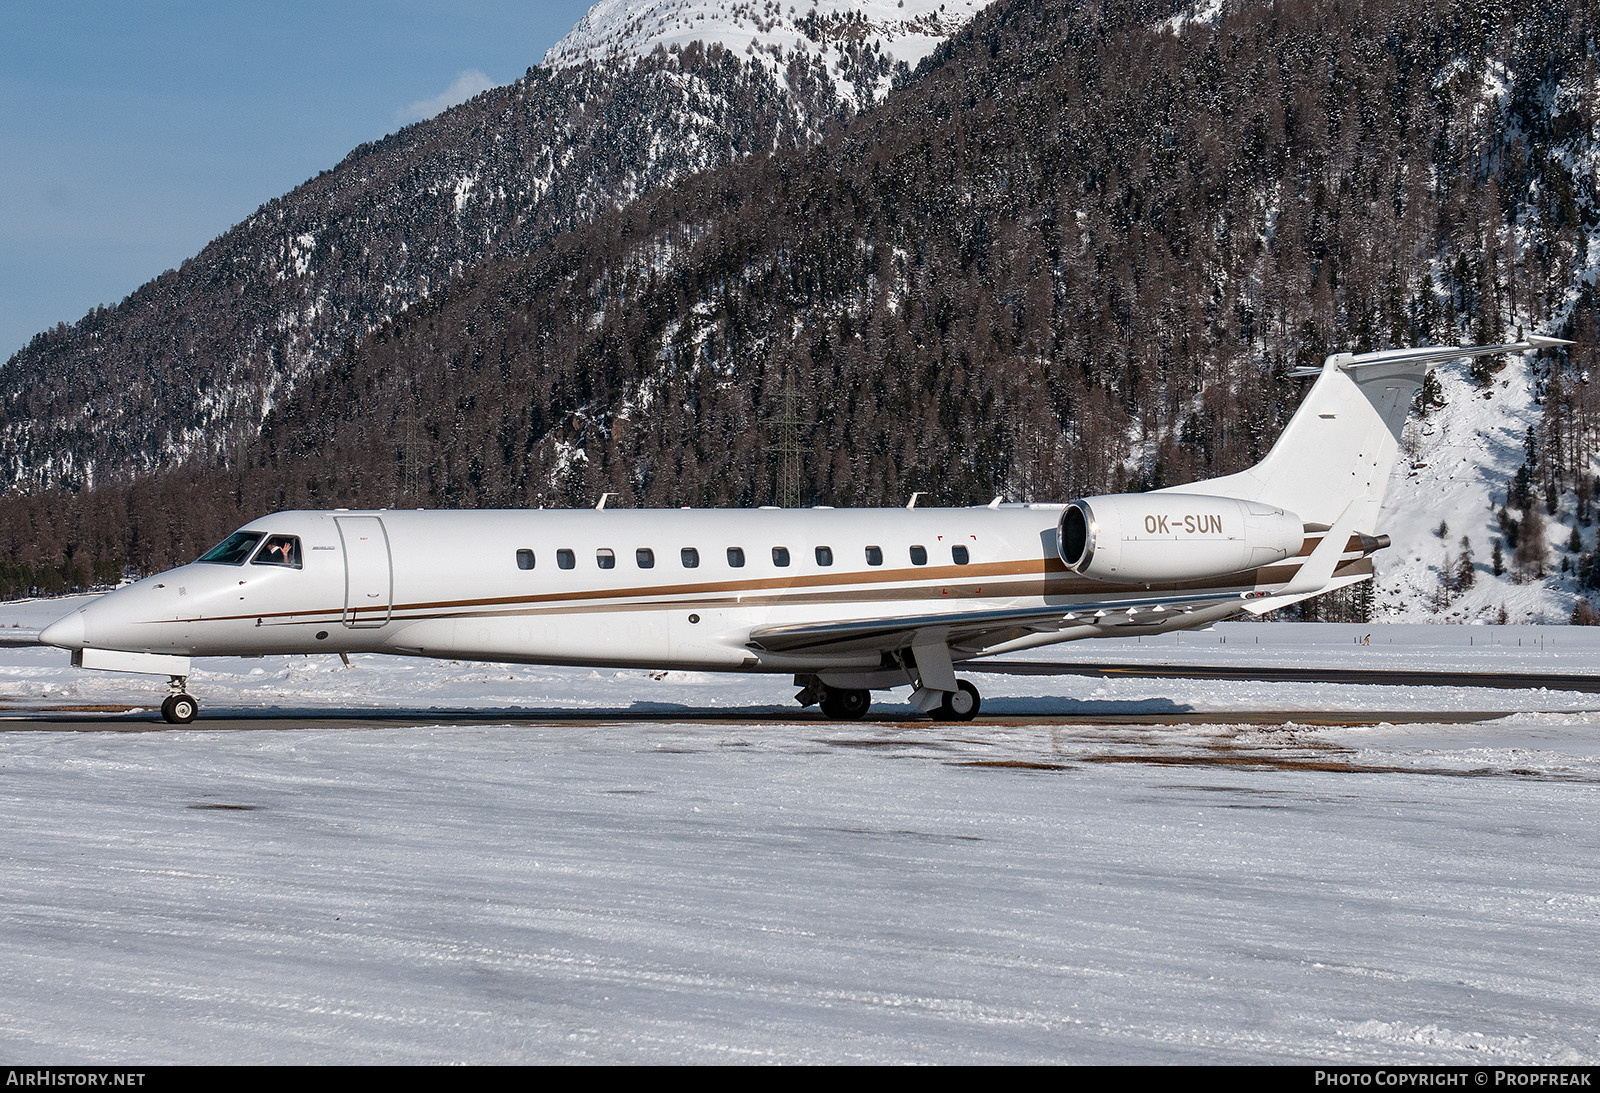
(1, 0), (598, 359)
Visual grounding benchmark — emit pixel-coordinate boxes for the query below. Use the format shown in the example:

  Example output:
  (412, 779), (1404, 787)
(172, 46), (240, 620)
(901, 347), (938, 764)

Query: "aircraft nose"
(39, 610), (86, 650)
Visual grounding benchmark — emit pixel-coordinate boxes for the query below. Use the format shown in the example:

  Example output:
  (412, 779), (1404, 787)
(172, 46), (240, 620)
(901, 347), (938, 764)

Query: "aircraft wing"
(745, 589), (1256, 658)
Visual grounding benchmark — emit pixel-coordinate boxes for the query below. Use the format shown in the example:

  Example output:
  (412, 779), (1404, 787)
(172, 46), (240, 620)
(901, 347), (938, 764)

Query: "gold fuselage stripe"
(170, 540), (1374, 628)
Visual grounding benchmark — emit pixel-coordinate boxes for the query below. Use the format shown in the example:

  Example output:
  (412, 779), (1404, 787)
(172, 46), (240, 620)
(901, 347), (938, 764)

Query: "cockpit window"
(198, 532), (263, 565)
(251, 535), (302, 569)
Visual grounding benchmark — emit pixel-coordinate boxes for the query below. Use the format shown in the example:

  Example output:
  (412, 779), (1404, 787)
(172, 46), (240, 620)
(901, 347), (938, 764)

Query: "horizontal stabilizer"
(1286, 336), (1573, 378)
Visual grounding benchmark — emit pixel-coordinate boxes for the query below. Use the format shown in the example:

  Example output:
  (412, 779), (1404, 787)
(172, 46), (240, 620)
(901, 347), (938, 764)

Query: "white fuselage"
(47, 505), (1294, 676)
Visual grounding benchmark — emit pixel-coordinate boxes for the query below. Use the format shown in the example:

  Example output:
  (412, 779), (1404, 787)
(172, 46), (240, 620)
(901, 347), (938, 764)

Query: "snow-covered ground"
(3, 597), (1599, 1063)
(6, 596), (1600, 719)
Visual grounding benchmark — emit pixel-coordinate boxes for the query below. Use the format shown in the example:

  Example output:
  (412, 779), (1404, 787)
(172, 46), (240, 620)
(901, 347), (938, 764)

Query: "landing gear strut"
(161, 676), (199, 725)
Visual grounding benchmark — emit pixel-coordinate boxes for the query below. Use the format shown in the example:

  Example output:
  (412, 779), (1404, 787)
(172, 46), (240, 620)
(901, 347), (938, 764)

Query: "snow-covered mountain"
(546, 0), (992, 107)
(0, 52), (822, 494)
(1, 2), (998, 498)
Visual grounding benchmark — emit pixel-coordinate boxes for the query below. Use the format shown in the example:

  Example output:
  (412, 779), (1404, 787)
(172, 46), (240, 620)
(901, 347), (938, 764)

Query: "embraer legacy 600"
(40, 337), (1570, 723)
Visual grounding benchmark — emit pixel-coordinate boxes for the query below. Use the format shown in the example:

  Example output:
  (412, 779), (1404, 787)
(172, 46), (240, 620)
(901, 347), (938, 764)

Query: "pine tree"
(1456, 536), (1476, 589)
(1515, 504), (1550, 581)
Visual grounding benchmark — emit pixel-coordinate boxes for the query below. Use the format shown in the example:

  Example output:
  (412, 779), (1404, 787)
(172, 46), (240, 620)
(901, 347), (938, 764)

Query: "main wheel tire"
(819, 686), (871, 720)
(163, 693), (199, 725)
(939, 680), (981, 722)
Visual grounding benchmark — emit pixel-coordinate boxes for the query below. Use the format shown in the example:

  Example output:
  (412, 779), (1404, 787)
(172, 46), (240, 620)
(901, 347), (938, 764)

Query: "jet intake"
(1058, 494), (1305, 583)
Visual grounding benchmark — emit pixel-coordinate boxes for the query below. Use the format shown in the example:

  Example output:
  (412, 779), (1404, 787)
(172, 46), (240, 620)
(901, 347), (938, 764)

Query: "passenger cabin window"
(597, 549), (616, 570)
(865, 546), (883, 566)
(727, 547), (746, 568)
(910, 545), (928, 566)
(815, 546), (833, 566)
(557, 549), (576, 570)
(198, 532), (263, 565)
(681, 547), (700, 568)
(636, 548), (655, 569)
(951, 545), (970, 565)
(772, 546), (791, 567)
(516, 549), (535, 571)
(252, 535), (302, 569)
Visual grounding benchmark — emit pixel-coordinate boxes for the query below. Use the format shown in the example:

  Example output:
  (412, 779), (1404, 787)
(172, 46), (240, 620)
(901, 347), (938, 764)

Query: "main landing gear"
(161, 676), (200, 725)
(899, 642), (982, 722)
(818, 685), (872, 720)
(795, 677), (982, 721)
(928, 680), (982, 722)
(796, 678), (874, 720)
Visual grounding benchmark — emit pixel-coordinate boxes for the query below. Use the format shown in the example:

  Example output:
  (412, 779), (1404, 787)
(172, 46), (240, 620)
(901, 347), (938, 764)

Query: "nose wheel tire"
(933, 680), (981, 722)
(818, 686), (872, 720)
(161, 694), (199, 725)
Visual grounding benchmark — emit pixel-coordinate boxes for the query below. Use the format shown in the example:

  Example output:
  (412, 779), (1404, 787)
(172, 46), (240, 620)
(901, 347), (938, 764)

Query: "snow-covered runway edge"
(2, 598), (1598, 1063)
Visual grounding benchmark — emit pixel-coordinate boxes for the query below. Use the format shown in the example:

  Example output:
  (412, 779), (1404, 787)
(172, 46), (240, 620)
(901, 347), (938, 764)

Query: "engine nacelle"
(1058, 493), (1305, 583)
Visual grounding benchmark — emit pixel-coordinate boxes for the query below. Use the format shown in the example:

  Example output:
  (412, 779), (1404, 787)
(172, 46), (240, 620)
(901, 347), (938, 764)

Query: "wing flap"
(745, 590), (1255, 657)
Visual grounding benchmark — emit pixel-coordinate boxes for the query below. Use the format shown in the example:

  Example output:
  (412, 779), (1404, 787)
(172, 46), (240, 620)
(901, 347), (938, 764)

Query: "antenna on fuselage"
(595, 493), (615, 511)
(906, 492), (924, 509)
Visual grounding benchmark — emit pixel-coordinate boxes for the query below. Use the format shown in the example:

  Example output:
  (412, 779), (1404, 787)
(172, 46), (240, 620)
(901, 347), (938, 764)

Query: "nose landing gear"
(161, 676), (200, 725)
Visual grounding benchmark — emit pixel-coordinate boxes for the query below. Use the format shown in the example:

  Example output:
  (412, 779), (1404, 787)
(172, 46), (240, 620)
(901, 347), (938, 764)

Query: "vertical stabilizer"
(1160, 337), (1570, 529)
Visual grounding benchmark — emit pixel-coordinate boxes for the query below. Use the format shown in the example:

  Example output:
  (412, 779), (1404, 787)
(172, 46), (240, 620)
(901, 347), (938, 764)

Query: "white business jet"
(40, 337), (1569, 723)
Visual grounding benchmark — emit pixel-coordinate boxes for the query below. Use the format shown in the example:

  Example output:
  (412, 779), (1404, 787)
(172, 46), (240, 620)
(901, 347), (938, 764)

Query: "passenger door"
(336, 516), (392, 628)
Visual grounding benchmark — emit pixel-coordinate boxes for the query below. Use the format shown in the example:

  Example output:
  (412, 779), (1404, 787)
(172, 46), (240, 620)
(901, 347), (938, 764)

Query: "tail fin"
(1161, 337), (1570, 529)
